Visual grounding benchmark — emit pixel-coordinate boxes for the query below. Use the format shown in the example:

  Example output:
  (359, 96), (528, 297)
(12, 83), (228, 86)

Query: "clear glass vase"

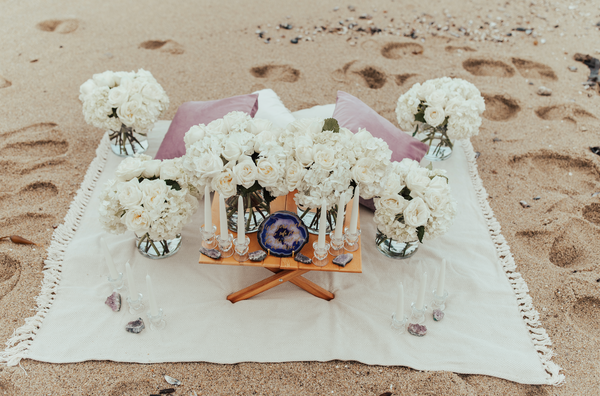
(225, 189), (270, 234)
(375, 229), (419, 259)
(417, 124), (453, 162)
(109, 123), (149, 157)
(136, 233), (181, 259)
(296, 203), (341, 235)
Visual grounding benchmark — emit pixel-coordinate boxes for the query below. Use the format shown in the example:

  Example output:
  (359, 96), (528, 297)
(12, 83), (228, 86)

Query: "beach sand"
(1, 0), (600, 394)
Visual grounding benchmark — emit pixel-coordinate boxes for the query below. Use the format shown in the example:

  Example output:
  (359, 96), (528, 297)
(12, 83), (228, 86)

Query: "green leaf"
(414, 112), (426, 123)
(263, 188), (275, 204)
(322, 118), (340, 133)
(238, 181), (262, 195)
(412, 124), (419, 137)
(165, 180), (181, 191)
(417, 226), (425, 243)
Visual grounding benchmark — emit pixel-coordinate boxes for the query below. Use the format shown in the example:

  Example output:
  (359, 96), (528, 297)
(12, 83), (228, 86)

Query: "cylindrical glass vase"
(136, 233), (181, 259)
(296, 204), (340, 235)
(109, 123), (149, 157)
(225, 190), (270, 234)
(375, 229), (419, 259)
(417, 124), (453, 162)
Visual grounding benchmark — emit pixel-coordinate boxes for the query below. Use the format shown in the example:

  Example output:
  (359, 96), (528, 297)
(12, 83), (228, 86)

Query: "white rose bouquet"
(99, 155), (198, 257)
(374, 159), (456, 250)
(395, 77), (485, 161)
(182, 111), (286, 232)
(79, 69), (169, 156)
(281, 118), (392, 231)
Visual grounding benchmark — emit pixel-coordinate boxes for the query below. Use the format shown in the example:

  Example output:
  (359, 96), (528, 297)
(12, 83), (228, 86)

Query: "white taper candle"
(219, 194), (228, 240)
(146, 274), (159, 316)
(334, 194), (345, 240)
(416, 272), (427, 310)
(237, 195), (245, 244)
(348, 185), (360, 234)
(317, 204), (327, 249)
(126, 261), (136, 299)
(437, 259), (446, 294)
(397, 283), (404, 319)
(100, 237), (118, 279)
(204, 185), (212, 231)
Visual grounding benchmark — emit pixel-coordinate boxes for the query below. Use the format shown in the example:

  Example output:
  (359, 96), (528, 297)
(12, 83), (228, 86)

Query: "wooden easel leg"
(227, 269), (310, 303)
(268, 268), (334, 301)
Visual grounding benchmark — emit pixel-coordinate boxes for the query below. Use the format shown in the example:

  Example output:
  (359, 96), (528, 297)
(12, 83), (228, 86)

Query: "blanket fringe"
(460, 140), (565, 386)
(0, 134), (111, 367)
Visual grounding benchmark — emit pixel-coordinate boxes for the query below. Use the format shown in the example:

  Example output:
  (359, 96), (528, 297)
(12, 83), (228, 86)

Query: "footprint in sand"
(0, 253), (21, 300)
(512, 58), (557, 81)
(250, 65), (300, 83)
(36, 19), (79, 34)
(535, 103), (596, 124)
(0, 122), (68, 159)
(549, 218), (600, 268)
(445, 45), (477, 53)
(462, 58), (515, 77)
(331, 61), (387, 89)
(380, 42), (424, 59)
(107, 380), (161, 396)
(582, 203), (600, 225)
(569, 295), (600, 340)
(514, 229), (554, 260)
(0, 379), (17, 396)
(139, 39), (185, 55)
(510, 151), (600, 195)
(0, 75), (11, 89)
(0, 182), (59, 219)
(482, 93), (521, 121)
(394, 73), (419, 86)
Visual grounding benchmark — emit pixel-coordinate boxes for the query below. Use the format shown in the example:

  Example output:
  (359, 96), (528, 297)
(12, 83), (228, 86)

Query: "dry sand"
(1, 0), (600, 394)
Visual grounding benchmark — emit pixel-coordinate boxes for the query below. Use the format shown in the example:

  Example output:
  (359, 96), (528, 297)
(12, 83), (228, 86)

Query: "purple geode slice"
(200, 246), (221, 260)
(433, 309), (445, 321)
(249, 250), (267, 262)
(407, 323), (427, 337)
(294, 253), (312, 264)
(332, 253), (353, 267)
(125, 318), (145, 334)
(105, 292), (121, 312)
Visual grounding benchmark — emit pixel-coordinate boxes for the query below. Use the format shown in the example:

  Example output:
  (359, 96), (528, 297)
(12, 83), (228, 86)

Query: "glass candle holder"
(409, 302), (426, 325)
(390, 313), (409, 333)
(329, 235), (344, 256)
(344, 227), (361, 252)
(217, 233), (234, 258)
(201, 224), (217, 249)
(147, 308), (166, 331)
(431, 289), (448, 311)
(233, 236), (250, 262)
(312, 242), (330, 267)
(126, 292), (145, 315)
(108, 272), (124, 291)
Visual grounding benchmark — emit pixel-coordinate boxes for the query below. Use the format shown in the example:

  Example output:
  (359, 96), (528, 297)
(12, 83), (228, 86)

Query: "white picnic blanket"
(1, 90), (562, 385)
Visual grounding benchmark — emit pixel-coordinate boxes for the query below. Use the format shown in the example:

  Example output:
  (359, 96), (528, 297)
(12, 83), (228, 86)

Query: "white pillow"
(292, 104), (335, 120)
(252, 89), (296, 129)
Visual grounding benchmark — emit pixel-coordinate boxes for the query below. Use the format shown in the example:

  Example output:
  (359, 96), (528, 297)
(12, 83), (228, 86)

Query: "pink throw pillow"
(332, 91), (429, 210)
(155, 93), (259, 160)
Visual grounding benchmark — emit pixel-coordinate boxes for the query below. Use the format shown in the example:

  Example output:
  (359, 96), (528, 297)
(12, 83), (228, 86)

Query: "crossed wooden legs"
(227, 268), (335, 303)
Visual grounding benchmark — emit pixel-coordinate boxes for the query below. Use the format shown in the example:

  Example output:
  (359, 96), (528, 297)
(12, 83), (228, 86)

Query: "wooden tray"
(198, 191), (362, 274)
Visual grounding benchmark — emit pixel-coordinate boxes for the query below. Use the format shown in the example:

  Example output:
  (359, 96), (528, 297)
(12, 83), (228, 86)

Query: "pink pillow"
(332, 91), (429, 210)
(155, 94), (259, 160)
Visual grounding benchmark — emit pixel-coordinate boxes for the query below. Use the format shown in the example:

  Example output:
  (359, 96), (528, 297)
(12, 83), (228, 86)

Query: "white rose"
(249, 118), (273, 135)
(115, 157), (146, 181)
(295, 138), (314, 167)
(254, 130), (276, 152)
(313, 145), (337, 171)
(378, 194), (408, 213)
(352, 157), (378, 185)
(256, 158), (279, 187)
(195, 153), (223, 180)
(403, 197), (431, 227)
(117, 95), (143, 126)
(92, 71), (116, 88)
(207, 118), (227, 134)
(223, 111), (251, 131)
(117, 179), (143, 208)
(405, 167), (431, 196)
(79, 79), (97, 99)
(222, 139), (243, 162)
(160, 159), (183, 182)
(424, 106), (446, 127)
(424, 188), (449, 216)
(124, 205), (151, 233)
(108, 86), (129, 108)
(211, 168), (237, 197)
(233, 159), (257, 189)
(425, 90), (448, 108)
(142, 159), (162, 178)
(427, 176), (449, 192)
(418, 81), (436, 100)
(184, 125), (208, 147)
(139, 179), (168, 213)
(383, 175), (404, 195)
(141, 83), (164, 102)
(285, 160), (306, 191)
